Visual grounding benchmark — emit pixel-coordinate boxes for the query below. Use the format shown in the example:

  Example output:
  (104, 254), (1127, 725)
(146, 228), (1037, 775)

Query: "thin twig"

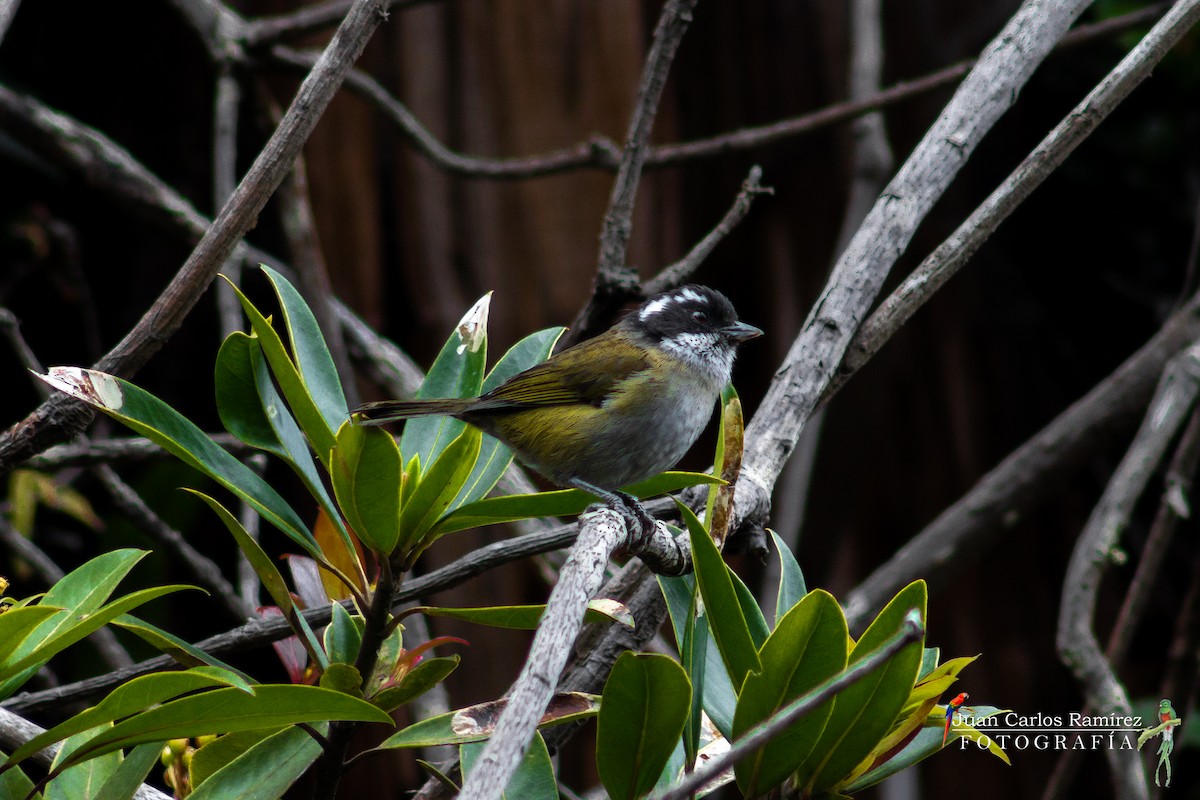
(0, 0), (391, 473)
(845, 287), (1200, 632)
(0, 0), (22, 45)
(243, 0), (433, 47)
(1057, 343), (1200, 800)
(213, 65), (244, 340)
(566, 0), (699, 347)
(262, 5), (1168, 183)
(644, 165), (772, 295)
(94, 465), (249, 620)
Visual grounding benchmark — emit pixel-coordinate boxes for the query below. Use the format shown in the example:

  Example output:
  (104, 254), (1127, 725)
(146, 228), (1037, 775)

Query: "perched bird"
(943, 692), (969, 746)
(354, 285), (761, 539)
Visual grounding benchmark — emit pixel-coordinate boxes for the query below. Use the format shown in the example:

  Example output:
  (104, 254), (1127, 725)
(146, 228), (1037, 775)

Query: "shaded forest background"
(2, 0), (1199, 798)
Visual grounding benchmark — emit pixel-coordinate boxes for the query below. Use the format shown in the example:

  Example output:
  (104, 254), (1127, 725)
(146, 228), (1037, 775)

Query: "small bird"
(943, 692), (969, 746)
(354, 285), (761, 539)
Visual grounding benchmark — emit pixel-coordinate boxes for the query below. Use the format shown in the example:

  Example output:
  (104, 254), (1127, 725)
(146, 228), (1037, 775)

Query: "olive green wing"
(475, 338), (651, 408)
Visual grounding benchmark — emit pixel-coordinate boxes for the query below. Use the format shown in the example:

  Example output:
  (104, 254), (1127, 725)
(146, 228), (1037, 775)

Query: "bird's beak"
(724, 321), (764, 343)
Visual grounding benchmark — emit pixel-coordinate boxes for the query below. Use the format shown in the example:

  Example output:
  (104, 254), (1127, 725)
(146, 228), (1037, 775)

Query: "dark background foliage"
(2, 1), (1198, 797)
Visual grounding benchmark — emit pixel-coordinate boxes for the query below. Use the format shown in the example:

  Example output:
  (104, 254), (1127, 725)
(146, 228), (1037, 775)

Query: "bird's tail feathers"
(353, 398), (474, 425)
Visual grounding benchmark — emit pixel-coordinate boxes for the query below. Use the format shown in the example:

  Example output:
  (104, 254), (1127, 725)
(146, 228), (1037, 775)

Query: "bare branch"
(644, 165), (773, 295)
(0, 0), (390, 472)
(835, 0), (1200, 396)
(243, 0), (433, 47)
(565, 0), (699, 346)
(1057, 344), (1200, 800)
(456, 510), (628, 800)
(734, 0), (1094, 540)
(844, 289), (1200, 631)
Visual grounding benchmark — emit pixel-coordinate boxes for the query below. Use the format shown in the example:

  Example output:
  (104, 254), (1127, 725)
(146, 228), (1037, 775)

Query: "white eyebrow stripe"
(638, 297), (671, 321)
(678, 287), (707, 304)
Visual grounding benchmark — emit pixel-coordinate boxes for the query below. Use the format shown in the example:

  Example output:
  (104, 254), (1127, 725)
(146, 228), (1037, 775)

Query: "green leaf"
(658, 573), (737, 737)
(772, 529), (807, 625)
(325, 602), (364, 667)
(733, 590), (848, 797)
(0, 584), (194, 693)
(400, 294), (491, 468)
(800, 580), (927, 795)
(730, 566), (770, 650)
(38, 367), (318, 557)
(50, 686), (391, 777)
(461, 731), (556, 800)
(376, 693), (600, 750)
(46, 727), (119, 800)
(261, 264), (349, 433)
(225, 277), (339, 469)
(111, 615), (253, 679)
(433, 472), (721, 535)
(452, 327), (565, 509)
(841, 706), (1009, 793)
(188, 725), (324, 800)
(597, 652), (692, 800)
(331, 420), (403, 554)
(679, 501), (760, 693)
(373, 655), (461, 712)
(399, 425), (482, 552)
(91, 741), (161, 800)
(0, 754), (36, 800)
(216, 332), (356, 562)
(4, 668), (252, 769)
(419, 599), (632, 630)
(0, 606), (62, 665)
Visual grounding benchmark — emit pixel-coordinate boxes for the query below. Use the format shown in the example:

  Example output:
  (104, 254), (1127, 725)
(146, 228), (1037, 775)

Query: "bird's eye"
(691, 310), (708, 323)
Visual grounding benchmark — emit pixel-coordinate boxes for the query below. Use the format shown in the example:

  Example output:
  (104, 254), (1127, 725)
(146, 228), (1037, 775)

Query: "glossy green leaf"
(225, 278), (338, 469)
(188, 728), (281, 790)
(377, 693), (600, 750)
(418, 599), (632, 630)
(90, 741), (161, 800)
(0, 754), (35, 800)
(452, 326), (565, 509)
(399, 425), (482, 552)
(679, 584), (706, 768)
(598, 652), (692, 800)
(331, 420), (402, 554)
(772, 530), (807, 625)
(679, 501), (760, 693)
(0, 606), (62, 664)
(4, 668), (252, 769)
(261, 264), (349, 433)
(659, 573), (737, 737)
(38, 367), (318, 557)
(800, 580), (927, 795)
(373, 655), (461, 712)
(433, 472), (721, 535)
(188, 725), (323, 800)
(731, 566), (770, 651)
(0, 584), (194, 692)
(51, 686), (390, 777)
(215, 332), (287, 457)
(111, 615), (252, 679)
(216, 332), (356, 562)
(400, 294), (490, 468)
(461, 731), (556, 800)
(324, 601), (364, 666)
(46, 727), (119, 800)
(733, 589), (848, 797)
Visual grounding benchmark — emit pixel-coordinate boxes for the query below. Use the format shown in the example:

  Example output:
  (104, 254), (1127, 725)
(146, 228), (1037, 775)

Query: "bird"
(943, 692), (969, 746)
(353, 285), (761, 540)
